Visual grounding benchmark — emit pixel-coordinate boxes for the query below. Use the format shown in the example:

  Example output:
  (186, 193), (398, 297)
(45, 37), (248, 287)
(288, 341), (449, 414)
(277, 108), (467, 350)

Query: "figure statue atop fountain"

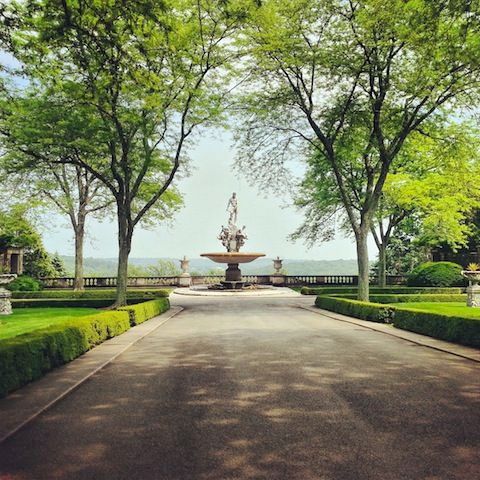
(226, 192), (238, 226)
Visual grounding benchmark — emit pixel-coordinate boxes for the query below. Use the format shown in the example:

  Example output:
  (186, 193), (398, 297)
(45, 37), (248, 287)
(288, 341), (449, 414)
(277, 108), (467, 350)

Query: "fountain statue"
(201, 193), (265, 289)
(0, 274), (16, 315)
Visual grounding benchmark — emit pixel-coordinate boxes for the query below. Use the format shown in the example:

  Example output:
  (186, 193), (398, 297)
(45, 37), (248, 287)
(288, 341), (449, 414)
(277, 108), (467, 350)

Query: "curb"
(0, 306), (183, 444)
(299, 305), (480, 364)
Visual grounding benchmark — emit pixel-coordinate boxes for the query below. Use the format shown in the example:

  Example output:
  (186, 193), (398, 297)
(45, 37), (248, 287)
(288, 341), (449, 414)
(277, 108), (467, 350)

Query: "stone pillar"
(466, 284), (480, 307)
(270, 274), (286, 286)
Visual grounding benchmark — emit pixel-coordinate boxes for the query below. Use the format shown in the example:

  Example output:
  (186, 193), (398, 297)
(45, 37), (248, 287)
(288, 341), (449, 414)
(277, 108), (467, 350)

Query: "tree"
(5, 0), (247, 305)
(0, 204), (57, 277)
(0, 92), (113, 290)
(235, 0), (480, 300)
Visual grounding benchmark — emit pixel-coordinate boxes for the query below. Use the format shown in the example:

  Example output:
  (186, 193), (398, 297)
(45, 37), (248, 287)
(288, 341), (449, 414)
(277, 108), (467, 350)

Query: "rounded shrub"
(407, 262), (464, 287)
(7, 275), (42, 292)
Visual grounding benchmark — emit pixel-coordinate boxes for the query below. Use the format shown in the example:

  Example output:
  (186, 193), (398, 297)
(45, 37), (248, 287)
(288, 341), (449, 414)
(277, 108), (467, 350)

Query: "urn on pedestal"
(0, 274), (17, 315)
(461, 263), (480, 307)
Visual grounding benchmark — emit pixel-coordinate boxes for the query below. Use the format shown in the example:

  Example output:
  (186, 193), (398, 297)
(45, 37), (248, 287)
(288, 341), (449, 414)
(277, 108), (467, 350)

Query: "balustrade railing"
(40, 274), (406, 289)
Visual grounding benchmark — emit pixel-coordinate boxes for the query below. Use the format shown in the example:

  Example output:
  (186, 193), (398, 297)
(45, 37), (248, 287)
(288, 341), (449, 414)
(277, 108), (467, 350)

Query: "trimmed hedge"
(118, 298), (170, 326)
(393, 308), (480, 348)
(11, 298), (153, 309)
(0, 311), (130, 397)
(326, 294), (466, 304)
(301, 286), (463, 295)
(315, 295), (480, 348)
(11, 289), (170, 299)
(0, 298), (171, 397)
(315, 296), (393, 323)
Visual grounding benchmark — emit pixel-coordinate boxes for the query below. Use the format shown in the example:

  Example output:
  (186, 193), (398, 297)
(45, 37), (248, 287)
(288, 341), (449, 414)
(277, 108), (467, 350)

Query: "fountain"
(0, 274), (16, 315)
(201, 193), (265, 289)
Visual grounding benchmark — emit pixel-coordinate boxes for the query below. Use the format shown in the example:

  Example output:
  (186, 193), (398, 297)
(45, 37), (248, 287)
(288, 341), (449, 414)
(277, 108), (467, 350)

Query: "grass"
(391, 302), (480, 319)
(0, 307), (98, 340)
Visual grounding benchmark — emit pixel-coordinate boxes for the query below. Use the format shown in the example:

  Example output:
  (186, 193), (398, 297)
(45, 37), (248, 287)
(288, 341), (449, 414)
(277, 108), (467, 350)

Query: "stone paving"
(0, 292), (479, 479)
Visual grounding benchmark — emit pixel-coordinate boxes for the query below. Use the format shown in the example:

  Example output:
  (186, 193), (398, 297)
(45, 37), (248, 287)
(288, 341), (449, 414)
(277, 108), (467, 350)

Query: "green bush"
(0, 310), (130, 397)
(327, 293), (466, 304)
(301, 286), (463, 295)
(0, 297), (171, 397)
(11, 288), (170, 299)
(11, 298), (150, 309)
(315, 296), (393, 323)
(393, 308), (480, 348)
(407, 262), (464, 287)
(7, 275), (42, 292)
(314, 294), (480, 348)
(118, 298), (170, 326)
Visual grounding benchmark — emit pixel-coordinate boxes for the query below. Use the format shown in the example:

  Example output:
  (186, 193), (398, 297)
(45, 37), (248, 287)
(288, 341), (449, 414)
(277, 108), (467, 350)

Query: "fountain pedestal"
(221, 263), (244, 289)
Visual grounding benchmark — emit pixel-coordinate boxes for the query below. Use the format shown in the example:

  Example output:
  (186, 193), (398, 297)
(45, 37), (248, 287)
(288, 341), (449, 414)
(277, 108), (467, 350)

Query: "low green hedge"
(0, 310), (130, 397)
(11, 289), (170, 299)
(393, 308), (480, 348)
(301, 286), (464, 295)
(0, 298), (171, 397)
(326, 294), (466, 304)
(315, 295), (480, 348)
(11, 298), (151, 309)
(118, 298), (170, 326)
(315, 296), (393, 323)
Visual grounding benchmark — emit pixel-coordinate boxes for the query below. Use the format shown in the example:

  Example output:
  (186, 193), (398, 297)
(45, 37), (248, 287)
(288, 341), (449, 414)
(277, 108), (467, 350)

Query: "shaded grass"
(0, 308), (98, 340)
(389, 302), (480, 320)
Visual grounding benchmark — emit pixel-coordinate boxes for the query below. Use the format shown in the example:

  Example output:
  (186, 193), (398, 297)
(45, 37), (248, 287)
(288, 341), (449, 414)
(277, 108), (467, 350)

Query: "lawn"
(392, 302), (480, 319)
(0, 307), (98, 340)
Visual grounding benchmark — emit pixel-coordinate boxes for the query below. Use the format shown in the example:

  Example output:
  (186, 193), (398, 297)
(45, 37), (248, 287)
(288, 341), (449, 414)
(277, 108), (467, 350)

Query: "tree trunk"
(73, 219), (85, 291)
(355, 227), (370, 301)
(115, 209), (132, 307)
(377, 242), (386, 288)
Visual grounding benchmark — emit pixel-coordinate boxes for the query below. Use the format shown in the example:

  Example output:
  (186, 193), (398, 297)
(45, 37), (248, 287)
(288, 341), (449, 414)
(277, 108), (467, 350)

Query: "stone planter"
(461, 271), (480, 307)
(0, 274), (17, 315)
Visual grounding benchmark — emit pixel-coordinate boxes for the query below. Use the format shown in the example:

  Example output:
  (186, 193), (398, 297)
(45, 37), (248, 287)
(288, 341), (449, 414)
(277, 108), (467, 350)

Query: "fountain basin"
(200, 252), (265, 264)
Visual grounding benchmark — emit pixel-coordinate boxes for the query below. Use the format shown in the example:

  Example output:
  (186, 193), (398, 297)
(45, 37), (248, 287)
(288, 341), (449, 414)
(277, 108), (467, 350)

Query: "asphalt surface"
(1, 294), (480, 480)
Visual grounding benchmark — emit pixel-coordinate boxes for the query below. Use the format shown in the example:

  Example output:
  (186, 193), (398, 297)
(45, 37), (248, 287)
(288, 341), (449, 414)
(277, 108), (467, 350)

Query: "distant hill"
(60, 255), (360, 276)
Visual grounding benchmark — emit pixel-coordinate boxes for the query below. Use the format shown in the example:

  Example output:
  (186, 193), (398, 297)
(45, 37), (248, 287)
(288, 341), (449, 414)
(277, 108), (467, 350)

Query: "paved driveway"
(1, 294), (479, 479)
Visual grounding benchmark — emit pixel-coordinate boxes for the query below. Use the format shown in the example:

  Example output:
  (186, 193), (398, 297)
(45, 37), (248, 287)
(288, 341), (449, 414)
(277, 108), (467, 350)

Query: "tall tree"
(5, 0), (247, 305)
(236, 0), (480, 300)
(0, 92), (113, 290)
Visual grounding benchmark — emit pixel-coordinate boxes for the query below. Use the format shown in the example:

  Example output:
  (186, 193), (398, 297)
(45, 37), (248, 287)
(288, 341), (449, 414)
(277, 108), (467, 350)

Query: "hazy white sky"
(41, 131), (376, 260)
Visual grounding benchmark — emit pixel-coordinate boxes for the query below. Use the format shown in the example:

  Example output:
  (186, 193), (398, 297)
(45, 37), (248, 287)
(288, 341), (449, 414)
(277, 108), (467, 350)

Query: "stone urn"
(461, 270), (480, 307)
(0, 274), (17, 315)
(178, 256), (191, 287)
(273, 257), (283, 274)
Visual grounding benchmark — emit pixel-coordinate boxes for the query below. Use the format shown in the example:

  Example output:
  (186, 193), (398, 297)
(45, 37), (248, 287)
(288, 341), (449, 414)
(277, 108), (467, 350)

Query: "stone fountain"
(0, 274), (16, 315)
(201, 193), (265, 289)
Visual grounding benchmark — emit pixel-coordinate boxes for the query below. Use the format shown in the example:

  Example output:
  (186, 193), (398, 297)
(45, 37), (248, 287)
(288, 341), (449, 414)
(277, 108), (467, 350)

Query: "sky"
(40, 131), (377, 261)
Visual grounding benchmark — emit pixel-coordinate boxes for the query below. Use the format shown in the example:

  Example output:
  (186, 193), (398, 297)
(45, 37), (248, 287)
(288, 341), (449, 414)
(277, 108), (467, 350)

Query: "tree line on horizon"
(1, 0), (480, 304)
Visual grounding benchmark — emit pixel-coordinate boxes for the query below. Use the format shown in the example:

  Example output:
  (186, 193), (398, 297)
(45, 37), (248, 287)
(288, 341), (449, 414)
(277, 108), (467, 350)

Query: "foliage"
(301, 286), (463, 295)
(315, 295), (480, 347)
(0, 297), (171, 397)
(0, 310), (131, 397)
(407, 262), (464, 287)
(11, 289), (170, 299)
(235, 0), (480, 301)
(325, 293), (466, 304)
(118, 298), (170, 326)
(51, 253), (66, 277)
(147, 260), (181, 277)
(3, 0), (249, 305)
(393, 307), (480, 348)
(315, 295), (393, 323)
(7, 275), (41, 292)
(11, 298), (152, 309)
(0, 206), (58, 278)
(0, 307), (97, 340)
(467, 263), (479, 272)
